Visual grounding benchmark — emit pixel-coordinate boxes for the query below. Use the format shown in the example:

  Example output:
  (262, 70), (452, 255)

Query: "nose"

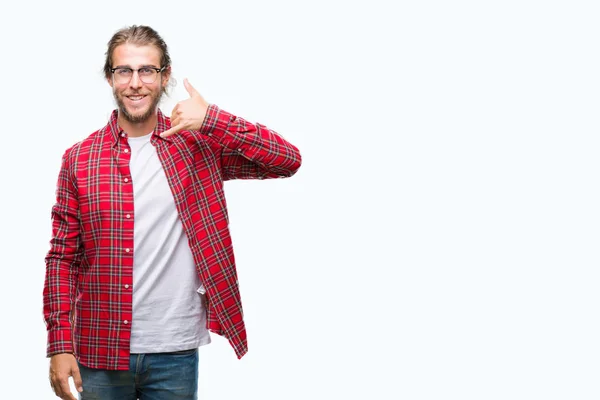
(129, 70), (142, 89)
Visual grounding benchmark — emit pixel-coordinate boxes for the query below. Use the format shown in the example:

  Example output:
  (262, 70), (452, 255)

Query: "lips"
(126, 95), (146, 102)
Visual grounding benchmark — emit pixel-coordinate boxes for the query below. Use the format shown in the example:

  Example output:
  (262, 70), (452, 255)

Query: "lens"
(114, 69), (133, 84)
(113, 68), (160, 84)
(139, 69), (158, 84)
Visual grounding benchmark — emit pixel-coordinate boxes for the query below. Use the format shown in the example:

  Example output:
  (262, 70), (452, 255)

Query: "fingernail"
(78, 387), (83, 392)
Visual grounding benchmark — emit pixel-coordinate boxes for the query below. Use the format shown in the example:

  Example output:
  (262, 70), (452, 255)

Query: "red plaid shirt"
(43, 104), (301, 370)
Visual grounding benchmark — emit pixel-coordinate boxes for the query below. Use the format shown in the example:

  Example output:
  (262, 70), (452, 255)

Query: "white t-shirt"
(127, 131), (211, 353)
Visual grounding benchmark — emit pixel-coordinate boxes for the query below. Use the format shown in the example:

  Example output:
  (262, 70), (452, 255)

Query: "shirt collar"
(108, 108), (173, 146)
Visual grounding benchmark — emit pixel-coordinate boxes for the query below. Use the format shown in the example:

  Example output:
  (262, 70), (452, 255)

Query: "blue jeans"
(77, 349), (198, 399)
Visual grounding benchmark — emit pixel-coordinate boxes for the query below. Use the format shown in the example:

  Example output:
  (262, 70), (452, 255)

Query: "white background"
(1, 0), (599, 399)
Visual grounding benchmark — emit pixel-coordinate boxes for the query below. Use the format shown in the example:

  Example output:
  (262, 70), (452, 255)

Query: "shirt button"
(124, 320), (129, 325)
(121, 133), (126, 137)
(237, 148), (243, 152)
(124, 284), (130, 289)
(124, 178), (129, 183)
(124, 149), (129, 153)
(126, 214), (131, 219)
(125, 248), (130, 253)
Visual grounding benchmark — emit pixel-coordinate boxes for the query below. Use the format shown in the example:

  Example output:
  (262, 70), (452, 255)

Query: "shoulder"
(60, 119), (113, 168)
(61, 129), (100, 160)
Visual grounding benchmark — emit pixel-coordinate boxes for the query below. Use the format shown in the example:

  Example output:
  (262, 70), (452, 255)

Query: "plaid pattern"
(43, 104), (301, 370)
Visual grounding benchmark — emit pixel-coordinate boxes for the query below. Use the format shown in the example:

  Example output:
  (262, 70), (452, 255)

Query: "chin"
(114, 91), (161, 124)
(122, 105), (154, 123)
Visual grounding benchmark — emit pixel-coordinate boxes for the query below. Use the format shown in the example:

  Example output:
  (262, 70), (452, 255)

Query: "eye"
(138, 67), (153, 76)
(116, 68), (132, 76)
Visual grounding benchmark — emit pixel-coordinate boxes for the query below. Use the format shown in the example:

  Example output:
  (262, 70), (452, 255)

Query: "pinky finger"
(160, 123), (185, 138)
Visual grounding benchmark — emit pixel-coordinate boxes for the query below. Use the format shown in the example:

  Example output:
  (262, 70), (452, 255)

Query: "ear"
(161, 66), (171, 87)
(107, 74), (114, 89)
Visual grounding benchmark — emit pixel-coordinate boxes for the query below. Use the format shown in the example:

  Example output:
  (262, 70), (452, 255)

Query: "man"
(43, 25), (301, 400)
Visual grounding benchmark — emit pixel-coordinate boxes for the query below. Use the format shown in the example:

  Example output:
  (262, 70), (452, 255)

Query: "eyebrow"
(113, 64), (160, 69)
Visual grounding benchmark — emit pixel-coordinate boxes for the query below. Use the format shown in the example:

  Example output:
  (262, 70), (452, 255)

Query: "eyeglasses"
(110, 66), (166, 84)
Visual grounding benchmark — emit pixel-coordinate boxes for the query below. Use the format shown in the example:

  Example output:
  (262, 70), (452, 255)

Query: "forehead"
(112, 43), (161, 67)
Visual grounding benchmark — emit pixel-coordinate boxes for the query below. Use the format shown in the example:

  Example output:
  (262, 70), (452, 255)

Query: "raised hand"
(161, 78), (209, 138)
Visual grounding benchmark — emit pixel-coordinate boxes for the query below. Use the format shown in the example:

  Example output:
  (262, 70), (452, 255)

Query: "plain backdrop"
(1, 0), (599, 399)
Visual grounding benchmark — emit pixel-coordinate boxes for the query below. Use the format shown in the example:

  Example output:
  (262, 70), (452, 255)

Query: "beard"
(114, 87), (163, 124)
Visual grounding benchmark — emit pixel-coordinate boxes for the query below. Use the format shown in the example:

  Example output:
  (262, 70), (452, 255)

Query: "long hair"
(103, 25), (172, 94)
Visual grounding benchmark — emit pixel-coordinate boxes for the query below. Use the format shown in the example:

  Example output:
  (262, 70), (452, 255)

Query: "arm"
(200, 104), (302, 180)
(161, 79), (301, 180)
(43, 148), (82, 357)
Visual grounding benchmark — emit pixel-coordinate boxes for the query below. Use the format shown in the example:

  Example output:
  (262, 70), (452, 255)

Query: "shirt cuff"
(47, 328), (74, 357)
(198, 104), (236, 143)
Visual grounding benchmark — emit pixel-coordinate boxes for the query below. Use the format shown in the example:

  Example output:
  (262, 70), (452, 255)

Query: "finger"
(72, 365), (83, 393)
(183, 78), (200, 98)
(170, 105), (182, 126)
(49, 380), (57, 396)
(171, 116), (180, 128)
(58, 378), (77, 400)
(50, 376), (62, 397)
(161, 123), (186, 138)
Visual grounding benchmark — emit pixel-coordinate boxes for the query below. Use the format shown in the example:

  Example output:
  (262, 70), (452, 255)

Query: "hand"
(161, 78), (209, 138)
(49, 353), (83, 399)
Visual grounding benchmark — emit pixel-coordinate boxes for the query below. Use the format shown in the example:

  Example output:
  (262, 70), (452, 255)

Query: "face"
(108, 43), (170, 124)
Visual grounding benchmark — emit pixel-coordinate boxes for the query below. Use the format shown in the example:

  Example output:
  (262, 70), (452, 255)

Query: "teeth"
(129, 96), (143, 100)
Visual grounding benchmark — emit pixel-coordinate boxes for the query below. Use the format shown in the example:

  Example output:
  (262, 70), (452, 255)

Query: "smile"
(127, 95), (146, 102)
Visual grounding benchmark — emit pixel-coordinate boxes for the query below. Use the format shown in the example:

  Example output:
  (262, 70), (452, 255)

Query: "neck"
(117, 109), (158, 137)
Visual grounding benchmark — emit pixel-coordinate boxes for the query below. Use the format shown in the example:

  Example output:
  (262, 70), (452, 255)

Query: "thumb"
(184, 78), (200, 98)
(72, 365), (83, 393)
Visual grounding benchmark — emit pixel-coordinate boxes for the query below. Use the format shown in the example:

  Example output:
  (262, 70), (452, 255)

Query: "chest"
(74, 136), (223, 218)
